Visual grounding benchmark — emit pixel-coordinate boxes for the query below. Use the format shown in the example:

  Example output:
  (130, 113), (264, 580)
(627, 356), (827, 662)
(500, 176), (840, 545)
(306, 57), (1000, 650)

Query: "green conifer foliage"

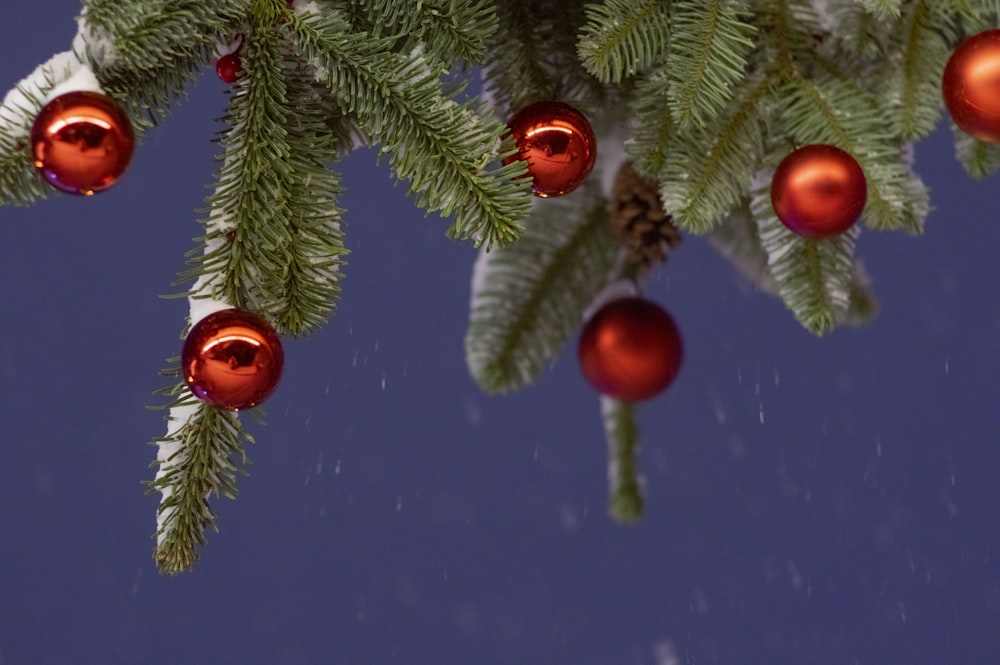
(2, 0), (998, 571)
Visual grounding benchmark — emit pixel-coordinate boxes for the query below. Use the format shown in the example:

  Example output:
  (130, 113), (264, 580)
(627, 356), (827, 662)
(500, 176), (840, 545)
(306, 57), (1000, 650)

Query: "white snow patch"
(153, 402), (201, 545)
(468, 245), (492, 311)
(46, 65), (103, 100)
(0, 51), (84, 142)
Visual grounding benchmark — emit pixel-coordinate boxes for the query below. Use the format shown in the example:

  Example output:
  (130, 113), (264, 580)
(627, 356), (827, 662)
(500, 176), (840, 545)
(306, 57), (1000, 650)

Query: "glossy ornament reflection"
(578, 297), (683, 402)
(503, 100), (597, 197)
(30, 90), (134, 195)
(943, 29), (1000, 143)
(770, 144), (867, 238)
(182, 309), (284, 411)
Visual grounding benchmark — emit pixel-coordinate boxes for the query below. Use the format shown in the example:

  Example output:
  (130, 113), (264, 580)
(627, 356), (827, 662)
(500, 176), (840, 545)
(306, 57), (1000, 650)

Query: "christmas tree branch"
(667, 0), (756, 129)
(269, 62), (349, 334)
(756, 3), (932, 236)
(857, 0), (903, 21)
(625, 72), (675, 177)
(180, 17), (348, 336)
(0, 54), (78, 206)
(1, 0), (242, 205)
(485, 0), (607, 115)
(286, 8), (530, 249)
(708, 205), (878, 327)
(778, 73), (927, 233)
(81, 0), (244, 124)
(576, 0), (672, 85)
(826, 2), (892, 58)
(751, 175), (858, 335)
(149, 391), (255, 575)
(483, 1), (560, 109)
(657, 72), (773, 233)
(345, 0), (497, 67)
(466, 182), (616, 394)
(954, 124), (1000, 177)
(601, 396), (643, 523)
(889, 2), (953, 139)
(959, 3), (1000, 33)
(3, 0), (997, 573)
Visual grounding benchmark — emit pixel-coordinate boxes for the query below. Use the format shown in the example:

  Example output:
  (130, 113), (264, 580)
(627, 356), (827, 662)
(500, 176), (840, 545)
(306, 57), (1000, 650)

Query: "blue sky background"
(2, 4), (1000, 665)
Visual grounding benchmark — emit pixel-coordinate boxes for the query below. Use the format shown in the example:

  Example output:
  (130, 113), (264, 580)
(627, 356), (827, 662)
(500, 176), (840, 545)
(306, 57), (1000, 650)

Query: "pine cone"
(608, 161), (680, 272)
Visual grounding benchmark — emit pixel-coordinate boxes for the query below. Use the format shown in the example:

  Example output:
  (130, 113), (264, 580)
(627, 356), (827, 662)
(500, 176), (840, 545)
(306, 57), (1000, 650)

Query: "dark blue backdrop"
(2, 4), (999, 665)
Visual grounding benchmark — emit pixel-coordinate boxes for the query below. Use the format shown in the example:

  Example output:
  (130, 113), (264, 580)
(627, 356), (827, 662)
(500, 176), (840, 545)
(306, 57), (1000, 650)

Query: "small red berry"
(215, 53), (242, 84)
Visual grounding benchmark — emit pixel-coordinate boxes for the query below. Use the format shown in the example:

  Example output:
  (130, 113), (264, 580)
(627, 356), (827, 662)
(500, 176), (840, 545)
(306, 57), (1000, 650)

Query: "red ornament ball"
(943, 29), (1000, 143)
(578, 297), (683, 403)
(30, 90), (134, 195)
(182, 309), (284, 411)
(503, 100), (597, 197)
(770, 144), (867, 238)
(215, 52), (242, 83)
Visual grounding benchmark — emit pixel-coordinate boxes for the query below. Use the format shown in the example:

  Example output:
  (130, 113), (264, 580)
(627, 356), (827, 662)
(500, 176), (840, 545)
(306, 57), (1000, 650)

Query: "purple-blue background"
(2, 5), (1000, 665)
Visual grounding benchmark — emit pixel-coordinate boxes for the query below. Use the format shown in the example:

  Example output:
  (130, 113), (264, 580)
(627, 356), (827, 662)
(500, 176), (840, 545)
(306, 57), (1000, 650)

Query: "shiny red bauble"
(503, 100), (597, 197)
(770, 144), (867, 238)
(578, 297), (683, 402)
(943, 29), (1000, 143)
(215, 53), (242, 83)
(30, 90), (134, 195)
(182, 309), (284, 411)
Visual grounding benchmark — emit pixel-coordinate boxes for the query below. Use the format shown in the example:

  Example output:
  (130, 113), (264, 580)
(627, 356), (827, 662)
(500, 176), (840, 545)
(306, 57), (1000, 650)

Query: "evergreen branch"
(181, 23), (349, 336)
(148, 392), (255, 574)
(268, 49), (349, 334)
(828, 2), (893, 59)
(0, 53), (78, 206)
(482, 1), (559, 110)
(751, 175), (858, 335)
(484, 0), (608, 114)
(953, 123), (1000, 178)
(776, 74), (926, 233)
(465, 184), (617, 393)
(601, 396), (643, 523)
(759, 0), (824, 66)
(708, 203), (879, 327)
(288, 9), (531, 249)
(659, 73), (772, 234)
(889, 1), (952, 139)
(667, 0), (756, 129)
(625, 68), (675, 178)
(345, 0), (498, 66)
(759, 2), (929, 233)
(576, 0), (671, 84)
(2, 0), (244, 206)
(856, 0), (903, 21)
(955, 1), (1000, 33)
(187, 21), (306, 327)
(0, 149), (43, 207)
(81, 0), (245, 124)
